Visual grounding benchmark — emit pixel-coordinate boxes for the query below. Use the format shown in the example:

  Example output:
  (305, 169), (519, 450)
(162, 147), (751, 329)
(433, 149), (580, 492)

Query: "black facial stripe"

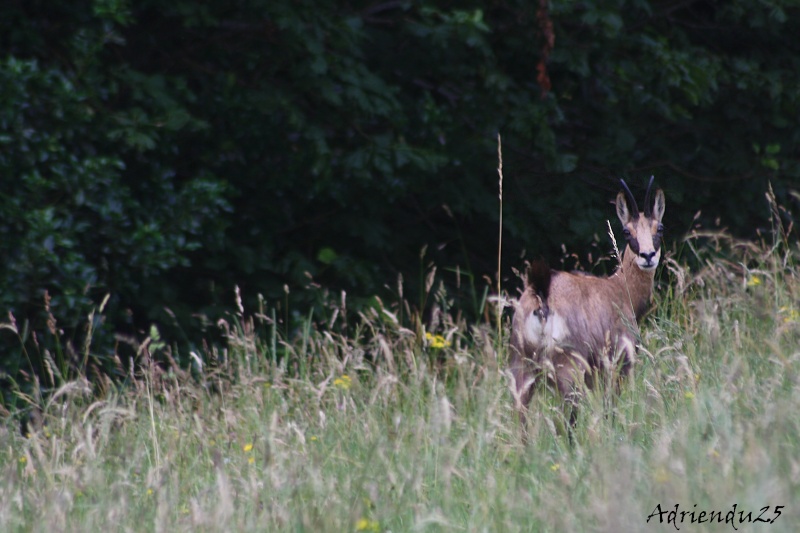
(627, 236), (640, 254)
(653, 224), (664, 250)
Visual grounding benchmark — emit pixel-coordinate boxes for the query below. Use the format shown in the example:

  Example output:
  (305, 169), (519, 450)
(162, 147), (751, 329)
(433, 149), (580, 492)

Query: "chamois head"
(616, 177), (666, 272)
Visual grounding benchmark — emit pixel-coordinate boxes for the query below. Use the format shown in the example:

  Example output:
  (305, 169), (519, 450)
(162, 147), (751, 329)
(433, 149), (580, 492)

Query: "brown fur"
(510, 180), (666, 421)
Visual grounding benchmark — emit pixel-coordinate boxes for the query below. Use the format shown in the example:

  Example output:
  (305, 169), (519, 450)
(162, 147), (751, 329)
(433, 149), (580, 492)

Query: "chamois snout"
(640, 251), (657, 264)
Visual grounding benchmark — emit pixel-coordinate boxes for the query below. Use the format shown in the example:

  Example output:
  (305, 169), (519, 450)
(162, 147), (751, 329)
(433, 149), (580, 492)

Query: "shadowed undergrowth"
(2, 220), (800, 532)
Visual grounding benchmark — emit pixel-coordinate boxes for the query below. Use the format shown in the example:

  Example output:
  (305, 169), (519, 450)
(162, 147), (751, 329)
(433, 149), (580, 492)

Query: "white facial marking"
(632, 217), (661, 271)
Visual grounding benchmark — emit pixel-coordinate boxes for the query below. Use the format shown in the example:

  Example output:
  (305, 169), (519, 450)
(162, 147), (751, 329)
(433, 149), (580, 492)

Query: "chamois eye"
(622, 228), (631, 238)
(657, 224), (664, 235)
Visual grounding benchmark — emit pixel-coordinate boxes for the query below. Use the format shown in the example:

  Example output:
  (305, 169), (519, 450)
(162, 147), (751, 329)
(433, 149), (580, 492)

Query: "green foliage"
(1, 0), (800, 391)
(0, 19), (229, 382)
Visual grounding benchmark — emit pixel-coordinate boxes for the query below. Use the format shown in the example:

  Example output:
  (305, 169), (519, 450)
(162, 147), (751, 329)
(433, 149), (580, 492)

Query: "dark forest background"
(1, 0), (798, 394)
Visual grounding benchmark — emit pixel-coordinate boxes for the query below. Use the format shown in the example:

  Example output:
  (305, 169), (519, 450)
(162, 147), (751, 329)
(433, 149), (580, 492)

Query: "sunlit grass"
(2, 223), (800, 532)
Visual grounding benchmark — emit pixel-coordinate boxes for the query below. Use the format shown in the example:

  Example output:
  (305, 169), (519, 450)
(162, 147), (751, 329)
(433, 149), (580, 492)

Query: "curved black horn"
(643, 175), (655, 217)
(619, 179), (639, 216)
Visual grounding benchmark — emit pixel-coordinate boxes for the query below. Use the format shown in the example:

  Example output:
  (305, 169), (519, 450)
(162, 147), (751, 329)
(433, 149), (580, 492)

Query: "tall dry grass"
(1, 192), (799, 532)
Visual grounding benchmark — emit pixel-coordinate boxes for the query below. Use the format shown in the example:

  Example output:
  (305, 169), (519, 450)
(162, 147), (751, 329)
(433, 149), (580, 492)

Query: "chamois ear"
(652, 189), (666, 222)
(616, 191), (632, 225)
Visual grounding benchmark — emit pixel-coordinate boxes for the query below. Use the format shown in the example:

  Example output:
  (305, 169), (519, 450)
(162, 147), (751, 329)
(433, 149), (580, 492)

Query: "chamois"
(510, 178), (665, 417)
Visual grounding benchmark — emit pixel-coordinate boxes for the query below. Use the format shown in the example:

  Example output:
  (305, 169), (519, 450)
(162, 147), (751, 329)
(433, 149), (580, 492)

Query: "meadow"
(1, 202), (799, 532)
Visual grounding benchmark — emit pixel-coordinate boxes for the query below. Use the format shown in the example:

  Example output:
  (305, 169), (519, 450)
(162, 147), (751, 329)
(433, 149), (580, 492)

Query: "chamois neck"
(612, 245), (656, 319)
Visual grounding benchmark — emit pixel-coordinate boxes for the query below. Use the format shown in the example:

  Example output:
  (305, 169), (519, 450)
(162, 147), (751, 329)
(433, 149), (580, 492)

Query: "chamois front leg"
(509, 340), (538, 428)
(619, 334), (637, 379)
(550, 348), (591, 427)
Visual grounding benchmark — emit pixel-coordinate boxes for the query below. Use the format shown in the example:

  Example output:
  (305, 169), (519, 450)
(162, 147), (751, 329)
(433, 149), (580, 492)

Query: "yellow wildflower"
(425, 332), (451, 349)
(243, 443), (254, 452)
(19, 456), (27, 464)
(746, 275), (761, 287)
(248, 456), (255, 464)
(334, 374), (352, 390)
(550, 463), (560, 472)
(779, 306), (800, 323)
(684, 391), (695, 400)
(355, 518), (380, 532)
(310, 436), (318, 442)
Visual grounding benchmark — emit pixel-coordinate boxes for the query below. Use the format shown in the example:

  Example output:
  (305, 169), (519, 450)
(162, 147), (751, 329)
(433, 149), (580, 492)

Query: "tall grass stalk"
(496, 133), (504, 345)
